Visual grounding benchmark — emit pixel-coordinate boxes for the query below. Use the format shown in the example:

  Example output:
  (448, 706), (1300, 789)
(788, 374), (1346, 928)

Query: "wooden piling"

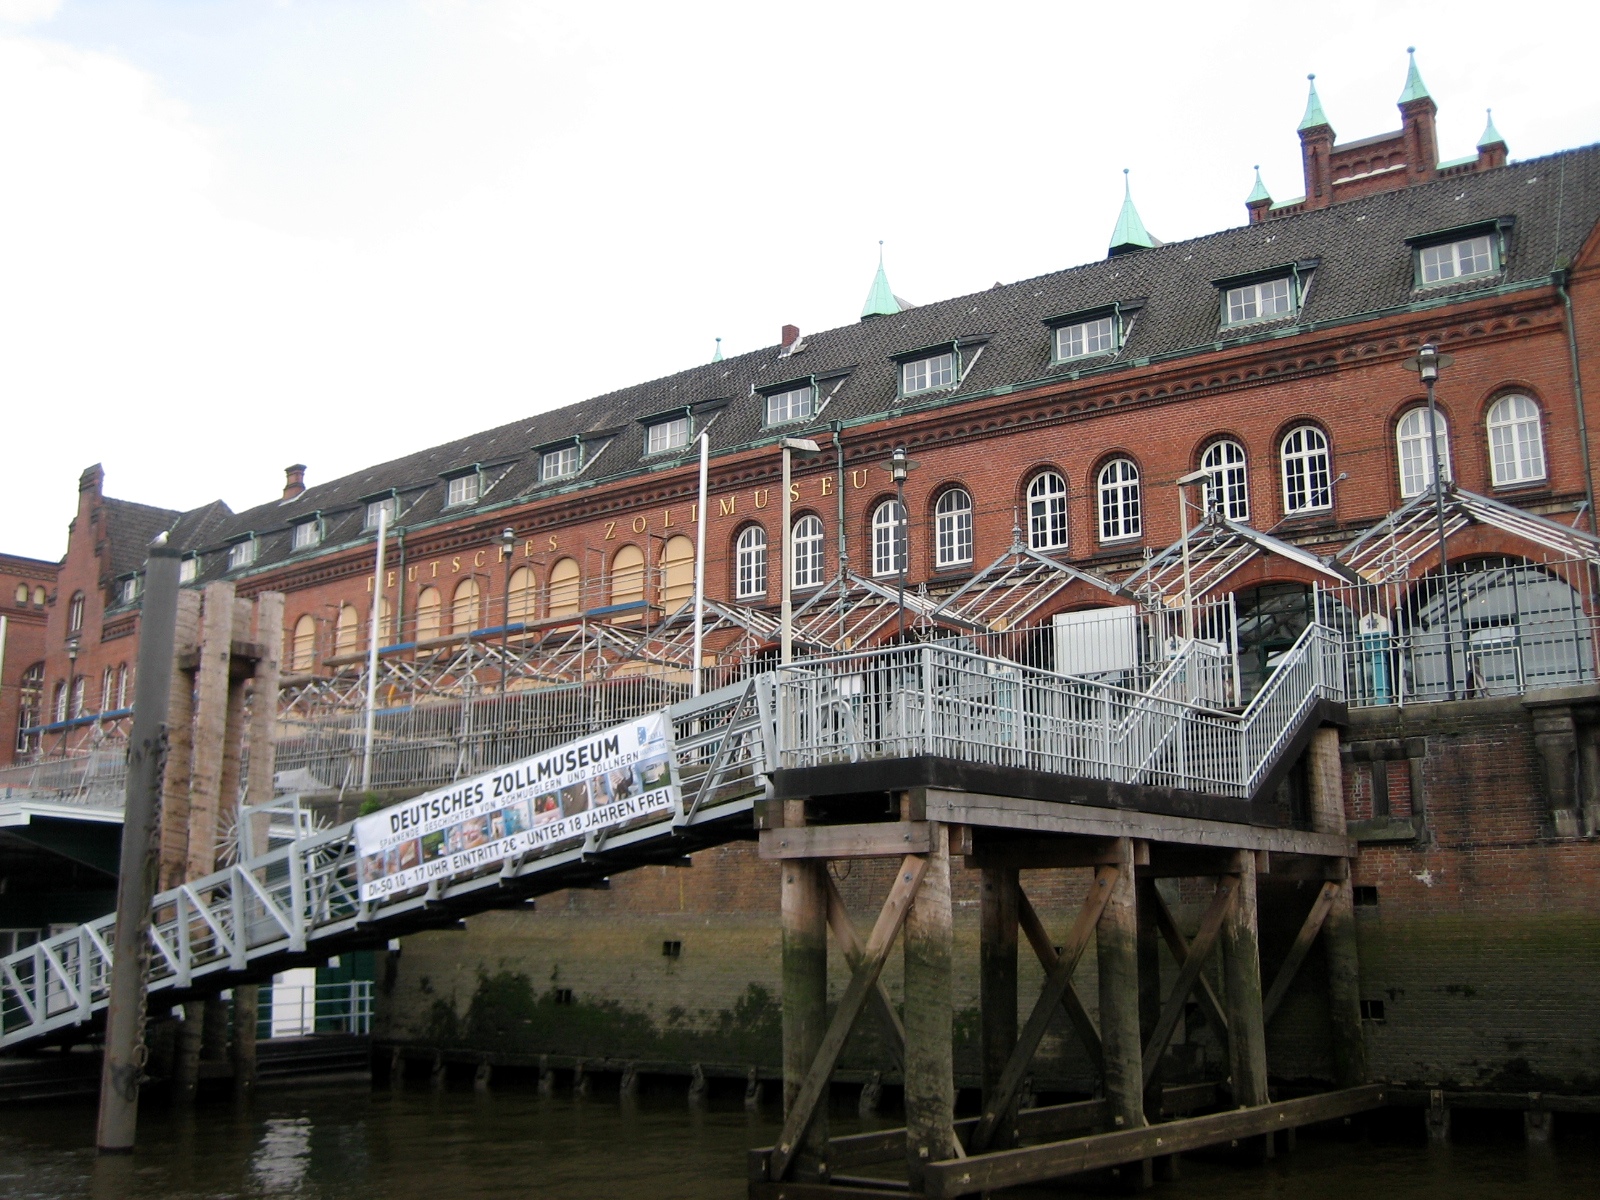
(173, 1000), (204, 1105)
(1221, 851), (1269, 1110)
(1307, 726), (1368, 1087)
(905, 823), (958, 1191)
(232, 985), (259, 1098)
(978, 865), (1019, 1149)
(1096, 839), (1146, 1135)
(780, 799), (829, 1179)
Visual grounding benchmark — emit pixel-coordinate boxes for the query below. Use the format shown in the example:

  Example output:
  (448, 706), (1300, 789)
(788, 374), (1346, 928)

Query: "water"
(0, 1084), (1595, 1199)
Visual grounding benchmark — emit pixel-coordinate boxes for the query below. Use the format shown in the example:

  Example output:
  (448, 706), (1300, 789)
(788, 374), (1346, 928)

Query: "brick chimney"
(781, 324), (800, 350)
(283, 464), (307, 500)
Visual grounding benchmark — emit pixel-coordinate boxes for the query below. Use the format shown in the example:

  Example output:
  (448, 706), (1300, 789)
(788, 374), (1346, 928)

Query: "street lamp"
(1175, 468), (1210, 645)
(889, 446), (915, 641)
(779, 438), (821, 664)
(500, 527), (516, 695)
(1403, 342), (1458, 698)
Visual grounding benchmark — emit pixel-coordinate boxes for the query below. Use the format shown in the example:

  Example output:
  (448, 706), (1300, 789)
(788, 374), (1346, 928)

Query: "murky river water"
(0, 1083), (1596, 1199)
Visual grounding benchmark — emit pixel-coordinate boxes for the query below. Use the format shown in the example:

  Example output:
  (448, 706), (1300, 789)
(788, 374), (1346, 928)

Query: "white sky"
(2, 0), (1596, 561)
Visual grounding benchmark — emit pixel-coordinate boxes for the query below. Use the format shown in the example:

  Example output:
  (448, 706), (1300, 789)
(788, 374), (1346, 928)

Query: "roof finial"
(1399, 46), (1431, 104)
(1246, 164), (1271, 205)
(712, 336), (723, 363)
(1108, 169), (1154, 256)
(1298, 73), (1330, 132)
(861, 240), (901, 319)
(1477, 107), (1506, 150)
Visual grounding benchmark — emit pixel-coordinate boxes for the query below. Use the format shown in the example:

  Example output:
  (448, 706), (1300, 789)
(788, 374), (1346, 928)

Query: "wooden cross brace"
(1015, 887), (1104, 1076)
(1150, 885), (1230, 1051)
(1141, 875), (1239, 1087)
(1263, 879), (1340, 1024)
(823, 873), (906, 1073)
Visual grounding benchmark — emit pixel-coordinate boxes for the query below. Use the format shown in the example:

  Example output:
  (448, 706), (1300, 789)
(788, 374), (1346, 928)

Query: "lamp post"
(62, 637), (79, 757)
(1175, 468), (1210, 645)
(500, 527), (516, 695)
(779, 438), (821, 664)
(1403, 342), (1458, 698)
(889, 446), (914, 641)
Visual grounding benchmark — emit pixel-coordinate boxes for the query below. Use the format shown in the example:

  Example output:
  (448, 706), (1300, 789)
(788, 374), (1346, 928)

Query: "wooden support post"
(1222, 852), (1269, 1117)
(905, 824), (959, 1191)
(1096, 838), (1146, 1142)
(979, 865), (1019, 1149)
(1307, 727), (1368, 1088)
(1135, 873), (1163, 1118)
(173, 1000), (204, 1106)
(232, 985), (259, 1099)
(780, 796), (830, 1181)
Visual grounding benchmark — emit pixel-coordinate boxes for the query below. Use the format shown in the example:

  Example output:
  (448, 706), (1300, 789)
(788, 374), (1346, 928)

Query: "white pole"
(361, 505), (388, 791)
(781, 446), (793, 665)
(1179, 486), (1195, 644)
(691, 431), (709, 697)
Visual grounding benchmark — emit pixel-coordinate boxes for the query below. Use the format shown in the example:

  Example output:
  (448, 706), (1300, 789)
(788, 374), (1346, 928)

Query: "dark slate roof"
(170, 141), (1600, 583)
(103, 498), (183, 580)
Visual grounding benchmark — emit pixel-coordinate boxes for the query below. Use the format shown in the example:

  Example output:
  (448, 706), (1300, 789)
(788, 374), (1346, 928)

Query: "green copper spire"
(1398, 46), (1431, 104)
(1298, 74), (1329, 131)
(1246, 165), (1270, 204)
(1477, 107), (1505, 149)
(712, 336), (723, 363)
(860, 241), (901, 319)
(1108, 170), (1154, 254)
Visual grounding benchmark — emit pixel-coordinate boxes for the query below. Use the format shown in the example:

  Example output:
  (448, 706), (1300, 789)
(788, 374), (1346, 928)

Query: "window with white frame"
(228, 539), (257, 570)
(872, 499), (907, 577)
(735, 526), (768, 599)
(935, 488), (974, 568)
(116, 664), (128, 709)
(1201, 440), (1249, 522)
(792, 515), (825, 590)
(1224, 277), (1294, 326)
(1418, 235), (1495, 286)
(765, 385), (814, 426)
(101, 666), (114, 712)
(1027, 471), (1069, 550)
(1396, 408), (1452, 498)
(1487, 394), (1546, 486)
(70, 676), (85, 719)
(446, 473), (480, 507)
(67, 592), (84, 633)
(180, 556), (198, 583)
(1281, 425), (1333, 512)
(542, 445), (581, 481)
(364, 497), (398, 530)
(647, 416), (691, 455)
(119, 576), (141, 606)
(1054, 316), (1117, 362)
(1097, 459), (1141, 541)
(292, 520), (320, 551)
(901, 352), (956, 396)
(52, 681), (66, 723)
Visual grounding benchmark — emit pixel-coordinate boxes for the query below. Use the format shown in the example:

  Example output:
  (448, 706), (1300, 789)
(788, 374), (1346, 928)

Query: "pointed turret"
(712, 337), (724, 363)
(1476, 107), (1508, 170)
(860, 242), (901, 319)
(1478, 108), (1505, 150)
(1298, 74), (1331, 132)
(1245, 165), (1272, 225)
(1108, 170), (1155, 257)
(1398, 46), (1431, 104)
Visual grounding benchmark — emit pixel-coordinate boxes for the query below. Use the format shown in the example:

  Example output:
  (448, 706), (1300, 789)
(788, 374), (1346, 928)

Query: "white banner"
(354, 711), (678, 901)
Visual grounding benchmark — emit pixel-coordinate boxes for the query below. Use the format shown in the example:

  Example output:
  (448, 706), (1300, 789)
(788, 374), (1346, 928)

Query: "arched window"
(872, 499), (906, 577)
(115, 663), (128, 709)
(1201, 440), (1249, 522)
(335, 603), (360, 655)
(291, 614), (317, 671)
(793, 516), (825, 590)
(13, 583), (25, 604)
(16, 662), (43, 753)
(1097, 459), (1141, 541)
(1026, 472), (1068, 551)
(52, 681), (67, 724)
(508, 566), (537, 624)
(101, 666), (114, 713)
(70, 676), (85, 719)
(736, 526), (768, 600)
(548, 558), (581, 618)
(610, 545), (645, 608)
(660, 536), (695, 610)
(1281, 425), (1332, 512)
(67, 591), (85, 634)
(377, 596), (392, 644)
(416, 587), (442, 641)
(1396, 407), (1451, 498)
(32, 586), (45, 607)
(1487, 394), (1546, 486)
(935, 488), (974, 568)
(451, 577), (481, 633)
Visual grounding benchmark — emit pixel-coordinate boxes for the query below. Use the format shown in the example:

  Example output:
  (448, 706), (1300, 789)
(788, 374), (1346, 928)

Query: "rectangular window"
(1419, 235), (1495, 285)
(900, 352), (956, 396)
(292, 520), (321, 550)
(1224, 277), (1294, 325)
(446, 474), (479, 507)
(765, 385), (814, 426)
(647, 416), (691, 455)
(119, 576), (141, 605)
(1054, 316), (1117, 362)
(542, 445), (581, 481)
(179, 556), (198, 584)
(364, 497), (398, 530)
(227, 539), (256, 570)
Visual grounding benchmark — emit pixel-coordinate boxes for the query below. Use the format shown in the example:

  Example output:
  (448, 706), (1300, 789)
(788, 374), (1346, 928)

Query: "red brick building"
(0, 553), (55, 769)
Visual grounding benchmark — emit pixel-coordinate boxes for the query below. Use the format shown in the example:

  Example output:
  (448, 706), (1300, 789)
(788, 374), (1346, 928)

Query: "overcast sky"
(2, 0), (1595, 561)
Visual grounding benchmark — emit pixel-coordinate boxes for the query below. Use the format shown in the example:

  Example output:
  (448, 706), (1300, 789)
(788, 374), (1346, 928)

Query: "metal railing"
(260, 980), (373, 1037)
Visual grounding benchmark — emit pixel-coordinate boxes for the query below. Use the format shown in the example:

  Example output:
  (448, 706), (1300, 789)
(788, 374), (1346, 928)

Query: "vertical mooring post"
(96, 540), (181, 1154)
(1221, 851), (1270, 1111)
(979, 864), (1019, 1150)
(232, 985), (259, 1099)
(780, 799), (829, 1181)
(1096, 838), (1147, 1130)
(1308, 726), (1368, 1086)
(905, 823), (958, 1191)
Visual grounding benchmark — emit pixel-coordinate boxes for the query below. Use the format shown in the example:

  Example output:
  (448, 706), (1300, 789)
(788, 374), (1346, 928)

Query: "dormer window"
(118, 575), (141, 606)
(900, 352), (956, 397)
(1418, 234), (1495, 286)
(292, 519), (321, 550)
(446, 473), (480, 507)
(227, 538), (257, 570)
(765, 384), (815, 426)
(1054, 315), (1117, 362)
(180, 556), (199, 584)
(647, 416), (691, 455)
(1224, 277), (1294, 325)
(364, 496), (398, 530)
(542, 444), (581, 481)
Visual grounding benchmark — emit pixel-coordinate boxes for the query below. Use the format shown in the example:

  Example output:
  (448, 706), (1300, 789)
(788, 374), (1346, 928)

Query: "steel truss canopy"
(931, 536), (1128, 632)
(1123, 512), (1353, 608)
(789, 569), (952, 651)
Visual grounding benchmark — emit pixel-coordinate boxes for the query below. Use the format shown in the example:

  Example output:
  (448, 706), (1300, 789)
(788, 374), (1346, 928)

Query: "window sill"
(1490, 480), (1551, 496)
(929, 567), (975, 585)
